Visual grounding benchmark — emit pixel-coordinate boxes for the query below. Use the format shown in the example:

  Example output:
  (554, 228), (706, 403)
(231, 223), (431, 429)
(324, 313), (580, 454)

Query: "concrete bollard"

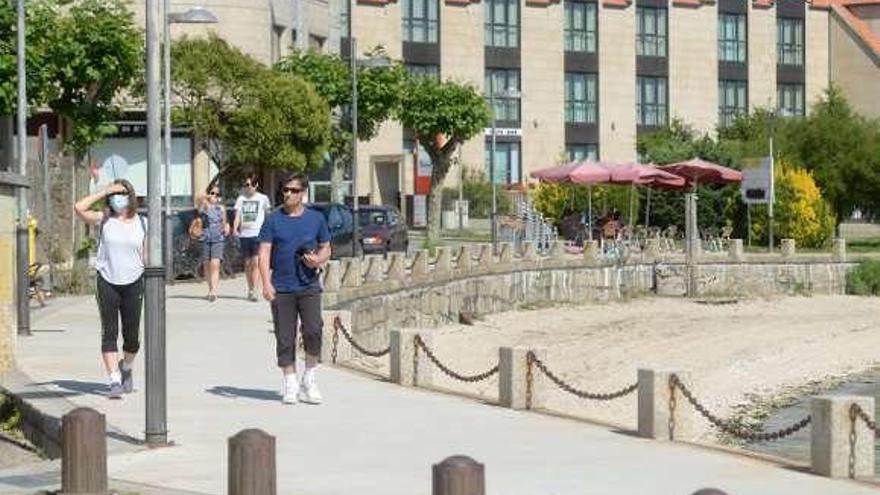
(341, 257), (362, 288)
(62, 407), (108, 495)
(780, 238), (796, 258)
(228, 429), (276, 495)
(322, 260), (341, 292)
(386, 252), (406, 280)
(363, 255), (385, 283)
(432, 455), (485, 495)
(434, 246), (452, 274)
(321, 310), (353, 364)
(498, 243), (513, 265)
(521, 241), (537, 261)
(645, 238), (662, 261)
(832, 238), (847, 262)
(499, 347), (545, 410)
(548, 240), (563, 258)
(637, 369), (696, 441)
(475, 244), (493, 267)
(728, 238), (744, 262)
(455, 246), (473, 273)
(583, 240), (600, 265)
(811, 395), (875, 478)
(390, 329), (434, 387)
(410, 250), (430, 279)
(691, 490), (729, 495)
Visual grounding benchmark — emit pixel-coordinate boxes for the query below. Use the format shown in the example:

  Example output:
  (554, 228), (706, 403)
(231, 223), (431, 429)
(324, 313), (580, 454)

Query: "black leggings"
(96, 274), (144, 354)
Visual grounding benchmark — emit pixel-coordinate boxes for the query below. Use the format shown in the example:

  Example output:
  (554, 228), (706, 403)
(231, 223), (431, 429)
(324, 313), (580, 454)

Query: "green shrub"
(846, 260), (880, 296)
(442, 169), (511, 218)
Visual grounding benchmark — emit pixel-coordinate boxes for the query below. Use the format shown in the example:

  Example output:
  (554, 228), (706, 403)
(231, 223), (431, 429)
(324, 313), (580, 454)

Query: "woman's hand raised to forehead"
(104, 183), (128, 196)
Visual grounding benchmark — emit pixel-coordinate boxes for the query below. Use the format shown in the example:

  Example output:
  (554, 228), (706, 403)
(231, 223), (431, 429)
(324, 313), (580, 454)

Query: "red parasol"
(660, 158), (743, 187)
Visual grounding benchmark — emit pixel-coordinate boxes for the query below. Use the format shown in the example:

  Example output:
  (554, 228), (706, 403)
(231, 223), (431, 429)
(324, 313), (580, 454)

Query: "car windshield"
(358, 211), (387, 226)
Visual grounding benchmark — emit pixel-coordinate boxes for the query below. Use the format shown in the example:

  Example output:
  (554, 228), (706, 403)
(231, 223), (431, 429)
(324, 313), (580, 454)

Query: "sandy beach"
(347, 295), (880, 441)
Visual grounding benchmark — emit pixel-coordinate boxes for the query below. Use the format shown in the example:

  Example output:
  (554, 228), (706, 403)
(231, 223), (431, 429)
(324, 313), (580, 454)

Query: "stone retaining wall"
(322, 240), (875, 348)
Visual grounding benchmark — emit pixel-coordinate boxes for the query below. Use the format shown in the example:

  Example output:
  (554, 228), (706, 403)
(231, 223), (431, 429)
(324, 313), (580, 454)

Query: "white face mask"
(109, 194), (130, 213)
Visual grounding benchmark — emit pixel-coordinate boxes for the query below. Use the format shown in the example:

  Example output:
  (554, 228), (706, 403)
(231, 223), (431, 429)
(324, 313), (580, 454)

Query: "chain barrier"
(848, 403), (879, 479)
(668, 376), (677, 441)
(527, 351), (638, 401)
(669, 374), (811, 443)
(331, 323), (339, 364)
(413, 335), (500, 383)
(525, 352), (534, 410)
(332, 316), (391, 358)
(850, 403), (880, 436)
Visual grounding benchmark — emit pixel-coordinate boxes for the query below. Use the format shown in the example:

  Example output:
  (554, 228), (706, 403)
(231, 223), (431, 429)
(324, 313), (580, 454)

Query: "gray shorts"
(202, 240), (225, 261)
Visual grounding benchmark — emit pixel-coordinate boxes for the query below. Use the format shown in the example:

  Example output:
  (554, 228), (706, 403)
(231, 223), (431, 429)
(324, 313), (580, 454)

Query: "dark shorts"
(202, 239), (225, 261)
(239, 237), (259, 258)
(270, 288), (323, 367)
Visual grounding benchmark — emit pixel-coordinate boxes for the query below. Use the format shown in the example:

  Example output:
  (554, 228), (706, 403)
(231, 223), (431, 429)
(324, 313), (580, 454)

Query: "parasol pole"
(588, 185), (593, 241)
(645, 187), (652, 226)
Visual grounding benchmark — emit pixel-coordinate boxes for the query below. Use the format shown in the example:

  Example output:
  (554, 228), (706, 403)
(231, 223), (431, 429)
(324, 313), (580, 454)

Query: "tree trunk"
(426, 153), (451, 248)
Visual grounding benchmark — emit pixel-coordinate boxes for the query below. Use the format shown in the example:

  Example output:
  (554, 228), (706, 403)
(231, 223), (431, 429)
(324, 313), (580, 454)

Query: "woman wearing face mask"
(73, 179), (146, 399)
(196, 184), (230, 301)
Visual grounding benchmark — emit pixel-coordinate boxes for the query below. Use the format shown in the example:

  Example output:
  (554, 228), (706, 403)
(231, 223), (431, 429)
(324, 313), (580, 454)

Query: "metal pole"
(768, 133), (775, 253)
(747, 203), (752, 248)
(350, 38), (360, 257)
(490, 99), (497, 254)
(16, 0), (31, 337)
(40, 124), (52, 291)
(457, 147), (463, 230)
(145, 0), (168, 446)
(685, 192), (697, 297)
(163, 0), (174, 283)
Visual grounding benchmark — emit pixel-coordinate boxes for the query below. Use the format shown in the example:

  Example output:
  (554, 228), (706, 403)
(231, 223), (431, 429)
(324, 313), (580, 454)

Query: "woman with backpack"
(73, 179), (145, 399)
(195, 183), (230, 301)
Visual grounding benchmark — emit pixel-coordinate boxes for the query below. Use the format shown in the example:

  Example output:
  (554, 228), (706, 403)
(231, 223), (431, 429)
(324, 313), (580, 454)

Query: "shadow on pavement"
(34, 380), (107, 398)
(205, 386), (279, 402)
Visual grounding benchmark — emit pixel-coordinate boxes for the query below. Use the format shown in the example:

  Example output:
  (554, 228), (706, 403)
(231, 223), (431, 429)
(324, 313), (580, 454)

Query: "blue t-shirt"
(258, 207), (330, 293)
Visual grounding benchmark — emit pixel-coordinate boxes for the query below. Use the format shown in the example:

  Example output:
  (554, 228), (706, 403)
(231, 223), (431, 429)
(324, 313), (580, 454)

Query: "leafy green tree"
(398, 77), (490, 244)
(0, 0), (56, 116)
(171, 33), (263, 169)
(275, 49), (405, 202)
(225, 72), (330, 173)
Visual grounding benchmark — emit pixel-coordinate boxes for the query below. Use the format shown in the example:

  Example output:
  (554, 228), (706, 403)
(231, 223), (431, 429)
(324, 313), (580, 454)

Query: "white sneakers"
(298, 367), (323, 405)
(281, 374), (298, 404)
(280, 367), (322, 405)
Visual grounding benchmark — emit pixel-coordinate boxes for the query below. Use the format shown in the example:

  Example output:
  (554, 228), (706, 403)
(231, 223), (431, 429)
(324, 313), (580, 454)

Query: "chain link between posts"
(413, 335), (500, 383)
(331, 316), (391, 360)
(669, 374), (811, 443)
(526, 351), (638, 401)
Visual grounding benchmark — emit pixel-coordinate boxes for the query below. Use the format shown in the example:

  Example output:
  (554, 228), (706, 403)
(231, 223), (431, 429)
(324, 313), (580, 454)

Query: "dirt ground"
(349, 295), (880, 440)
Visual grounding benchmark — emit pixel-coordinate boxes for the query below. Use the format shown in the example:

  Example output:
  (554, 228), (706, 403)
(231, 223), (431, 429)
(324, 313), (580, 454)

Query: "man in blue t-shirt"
(258, 172), (331, 405)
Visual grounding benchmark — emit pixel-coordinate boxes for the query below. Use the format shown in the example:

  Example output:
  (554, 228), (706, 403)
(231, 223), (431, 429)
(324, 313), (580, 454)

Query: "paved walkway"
(2, 278), (879, 495)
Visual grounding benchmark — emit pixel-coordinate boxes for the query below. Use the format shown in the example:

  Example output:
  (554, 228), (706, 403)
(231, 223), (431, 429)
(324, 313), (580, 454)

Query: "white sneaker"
(298, 367), (323, 404)
(281, 374), (298, 404)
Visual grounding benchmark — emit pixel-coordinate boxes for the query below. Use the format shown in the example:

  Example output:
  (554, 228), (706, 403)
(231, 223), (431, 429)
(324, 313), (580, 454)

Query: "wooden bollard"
(62, 408), (108, 495)
(691, 490), (728, 495)
(432, 455), (485, 495)
(229, 429), (276, 495)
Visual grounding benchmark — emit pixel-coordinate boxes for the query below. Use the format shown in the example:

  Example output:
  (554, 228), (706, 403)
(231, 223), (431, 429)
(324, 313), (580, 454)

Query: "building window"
(402, 0), (439, 43)
(340, 0), (350, 38)
(777, 18), (804, 66)
(485, 0), (519, 48)
(565, 73), (598, 124)
(718, 13), (746, 63)
(486, 69), (521, 123)
(406, 63), (440, 80)
(637, 7), (667, 58)
(718, 80), (748, 128)
(777, 83), (804, 117)
(636, 76), (667, 127)
(565, 1), (597, 53)
(484, 141), (521, 184)
(566, 144), (598, 162)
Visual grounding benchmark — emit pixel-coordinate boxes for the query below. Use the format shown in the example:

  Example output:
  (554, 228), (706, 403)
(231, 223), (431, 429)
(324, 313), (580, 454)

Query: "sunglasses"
(282, 187), (304, 194)
(243, 181), (254, 187)
(209, 191), (220, 197)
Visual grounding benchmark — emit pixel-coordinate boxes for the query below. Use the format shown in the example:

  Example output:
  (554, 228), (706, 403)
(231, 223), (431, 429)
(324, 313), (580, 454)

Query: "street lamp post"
(487, 86), (521, 255)
(348, 38), (391, 257)
(16, 0), (30, 336)
(163, 4), (217, 283)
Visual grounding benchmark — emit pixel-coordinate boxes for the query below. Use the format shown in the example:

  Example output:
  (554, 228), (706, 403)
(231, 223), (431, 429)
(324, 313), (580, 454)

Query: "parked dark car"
(306, 203), (355, 259)
(358, 205), (408, 255)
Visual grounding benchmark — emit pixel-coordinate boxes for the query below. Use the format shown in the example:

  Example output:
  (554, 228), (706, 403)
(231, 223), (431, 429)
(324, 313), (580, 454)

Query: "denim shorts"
(202, 240), (225, 261)
(239, 237), (259, 258)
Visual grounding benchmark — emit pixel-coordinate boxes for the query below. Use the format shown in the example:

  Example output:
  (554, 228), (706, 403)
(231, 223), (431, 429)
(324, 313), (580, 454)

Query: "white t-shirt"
(234, 192), (272, 238)
(96, 216), (146, 285)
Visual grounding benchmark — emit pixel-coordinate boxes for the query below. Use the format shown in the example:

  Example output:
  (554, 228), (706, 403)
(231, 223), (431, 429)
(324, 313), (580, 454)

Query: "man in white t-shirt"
(233, 174), (273, 301)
